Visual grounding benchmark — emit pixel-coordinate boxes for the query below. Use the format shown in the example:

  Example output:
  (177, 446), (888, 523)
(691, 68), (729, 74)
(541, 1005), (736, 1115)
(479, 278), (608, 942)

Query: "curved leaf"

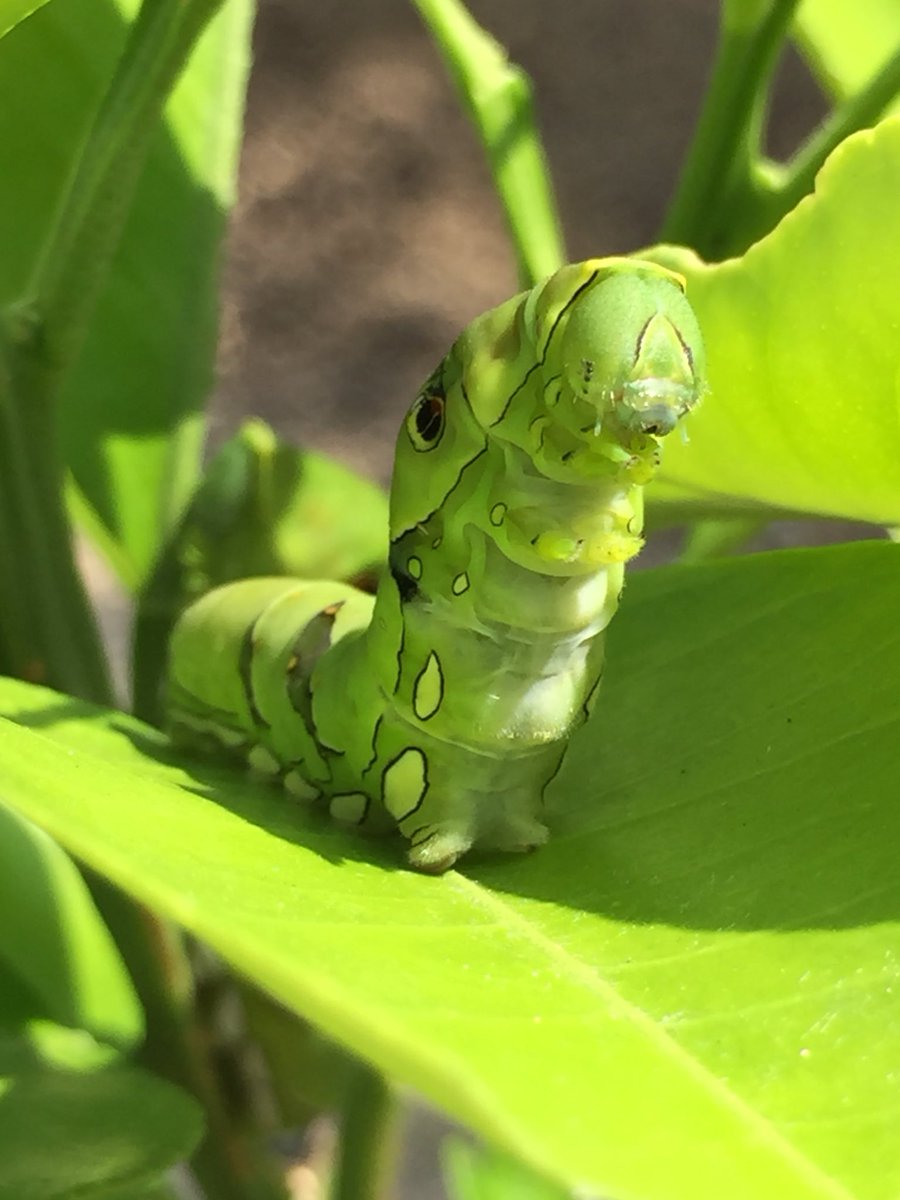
(794, 0), (900, 110)
(0, 0), (253, 588)
(0, 0), (52, 39)
(0, 1059), (202, 1200)
(651, 118), (900, 524)
(0, 540), (897, 1198)
(0, 805), (142, 1048)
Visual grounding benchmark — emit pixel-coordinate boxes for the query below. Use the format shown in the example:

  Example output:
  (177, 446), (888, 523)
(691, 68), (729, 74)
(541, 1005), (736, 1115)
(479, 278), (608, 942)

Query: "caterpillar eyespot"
(167, 258), (706, 873)
(407, 385), (446, 450)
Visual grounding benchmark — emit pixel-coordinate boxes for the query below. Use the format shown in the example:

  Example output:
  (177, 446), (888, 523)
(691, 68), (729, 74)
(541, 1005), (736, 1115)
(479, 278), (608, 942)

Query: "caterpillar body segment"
(167, 257), (705, 872)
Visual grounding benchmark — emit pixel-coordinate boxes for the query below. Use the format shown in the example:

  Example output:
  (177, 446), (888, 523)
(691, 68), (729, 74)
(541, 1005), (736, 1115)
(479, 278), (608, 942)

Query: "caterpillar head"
(557, 262), (705, 442)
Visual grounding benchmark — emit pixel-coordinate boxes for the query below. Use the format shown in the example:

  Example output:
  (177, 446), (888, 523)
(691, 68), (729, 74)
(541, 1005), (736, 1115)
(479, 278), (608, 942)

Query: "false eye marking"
(407, 556), (423, 580)
(413, 651), (444, 721)
(407, 380), (446, 451)
(382, 747), (429, 822)
(451, 571), (470, 596)
(329, 792), (370, 825)
(490, 503), (507, 527)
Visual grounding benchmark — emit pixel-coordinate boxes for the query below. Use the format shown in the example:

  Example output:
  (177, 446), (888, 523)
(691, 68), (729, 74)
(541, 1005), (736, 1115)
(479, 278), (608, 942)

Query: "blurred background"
(214, 0), (826, 484)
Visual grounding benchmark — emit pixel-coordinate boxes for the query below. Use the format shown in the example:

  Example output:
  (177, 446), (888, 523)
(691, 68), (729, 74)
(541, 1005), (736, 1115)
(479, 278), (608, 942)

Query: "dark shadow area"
(468, 540), (900, 933)
(10, 542), (899, 938)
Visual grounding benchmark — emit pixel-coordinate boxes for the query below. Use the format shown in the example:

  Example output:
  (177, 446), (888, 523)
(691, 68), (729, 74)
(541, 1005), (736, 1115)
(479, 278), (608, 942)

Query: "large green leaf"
(0, 0), (253, 588)
(0, 0), (52, 39)
(0, 541), (896, 1199)
(0, 1032), (202, 1200)
(794, 0), (900, 110)
(0, 804), (142, 1048)
(650, 117), (900, 524)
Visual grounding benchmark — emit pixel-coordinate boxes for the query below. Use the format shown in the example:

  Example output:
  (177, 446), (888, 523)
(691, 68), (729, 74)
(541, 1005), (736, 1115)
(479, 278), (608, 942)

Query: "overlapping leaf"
(0, 0), (252, 588)
(0, 805), (141, 1048)
(795, 0), (900, 111)
(1, 540), (897, 1199)
(650, 118), (900, 525)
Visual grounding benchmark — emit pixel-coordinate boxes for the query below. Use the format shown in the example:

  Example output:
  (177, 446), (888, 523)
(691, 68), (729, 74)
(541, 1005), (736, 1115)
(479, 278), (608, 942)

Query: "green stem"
(412, 0), (565, 286)
(90, 878), (285, 1200)
(0, 323), (112, 700)
(660, 0), (801, 256)
(329, 1060), (399, 1200)
(769, 45), (900, 222)
(0, 0), (228, 702)
(28, 0), (226, 371)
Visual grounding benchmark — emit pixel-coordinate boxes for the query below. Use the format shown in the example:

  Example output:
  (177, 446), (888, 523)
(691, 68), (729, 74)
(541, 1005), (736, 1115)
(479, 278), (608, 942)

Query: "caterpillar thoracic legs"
(167, 258), (705, 872)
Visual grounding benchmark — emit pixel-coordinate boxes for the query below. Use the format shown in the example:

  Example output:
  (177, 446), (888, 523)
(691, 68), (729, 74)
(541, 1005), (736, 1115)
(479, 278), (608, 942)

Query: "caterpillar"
(166, 258), (705, 873)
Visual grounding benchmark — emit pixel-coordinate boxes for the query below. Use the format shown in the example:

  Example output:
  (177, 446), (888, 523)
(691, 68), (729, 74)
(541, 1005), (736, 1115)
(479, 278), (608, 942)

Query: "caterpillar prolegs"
(166, 258), (705, 872)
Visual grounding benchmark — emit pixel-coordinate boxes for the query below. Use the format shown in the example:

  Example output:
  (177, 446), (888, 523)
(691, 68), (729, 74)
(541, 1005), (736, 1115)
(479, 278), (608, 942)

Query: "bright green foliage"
(0, 0), (253, 589)
(0, 0), (898, 1195)
(796, 0), (900, 110)
(0, 805), (142, 1049)
(0, 0), (51, 38)
(0, 1017), (202, 1200)
(651, 118), (900, 523)
(443, 1140), (577, 1200)
(3, 538), (899, 1199)
(133, 419), (388, 720)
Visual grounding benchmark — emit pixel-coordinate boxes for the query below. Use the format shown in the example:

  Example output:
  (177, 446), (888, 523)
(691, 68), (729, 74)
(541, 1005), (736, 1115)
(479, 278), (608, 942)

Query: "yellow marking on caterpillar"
(382, 748), (428, 822)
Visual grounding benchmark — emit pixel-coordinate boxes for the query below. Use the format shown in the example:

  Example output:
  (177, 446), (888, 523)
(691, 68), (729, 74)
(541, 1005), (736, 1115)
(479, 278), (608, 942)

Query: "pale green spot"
(413, 652), (444, 721)
(407, 556), (422, 579)
(382, 748), (428, 821)
(215, 727), (247, 748)
(285, 771), (320, 802)
(247, 745), (280, 775)
(490, 503), (507, 527)
(451, 572), (470, 596)
(329, 793), (369, 824)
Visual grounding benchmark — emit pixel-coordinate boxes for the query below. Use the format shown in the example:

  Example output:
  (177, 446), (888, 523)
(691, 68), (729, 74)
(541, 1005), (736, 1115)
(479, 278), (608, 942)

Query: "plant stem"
(329, 1059), (399, 1200)
(660, 0), (801, 257)
(0, 321), (112, 700)
(91, 877), (285, 1200)
(412, 0), (565, 287)
(0, 0), (228, 702)
(766, 45), (900, 224)
(27, 0), (226, 372)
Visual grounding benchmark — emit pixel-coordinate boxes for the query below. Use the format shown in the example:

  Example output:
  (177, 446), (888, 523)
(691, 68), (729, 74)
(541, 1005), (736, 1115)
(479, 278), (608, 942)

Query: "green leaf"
(0, 0), (253, 589)
(132, 420), (388, 720)
(650, 118), (900, 524)
(0, 1053), (203, 1200)
(443, 1139), (575, 1200)
(0, 0), (52, 39)
(0, 804), (142, 1048)
(794, 0), (900, 109)
(411, 0), (564, 285)
(0, 540), (896, 1198)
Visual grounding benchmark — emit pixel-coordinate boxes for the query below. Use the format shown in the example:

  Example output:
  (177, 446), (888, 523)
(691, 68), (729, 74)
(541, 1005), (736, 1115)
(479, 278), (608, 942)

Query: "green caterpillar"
(167, 258), (705, 872)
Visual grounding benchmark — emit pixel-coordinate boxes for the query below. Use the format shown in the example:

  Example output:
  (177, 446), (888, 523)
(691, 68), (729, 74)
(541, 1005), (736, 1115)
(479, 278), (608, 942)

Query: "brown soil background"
(215, 0), (826, 488)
